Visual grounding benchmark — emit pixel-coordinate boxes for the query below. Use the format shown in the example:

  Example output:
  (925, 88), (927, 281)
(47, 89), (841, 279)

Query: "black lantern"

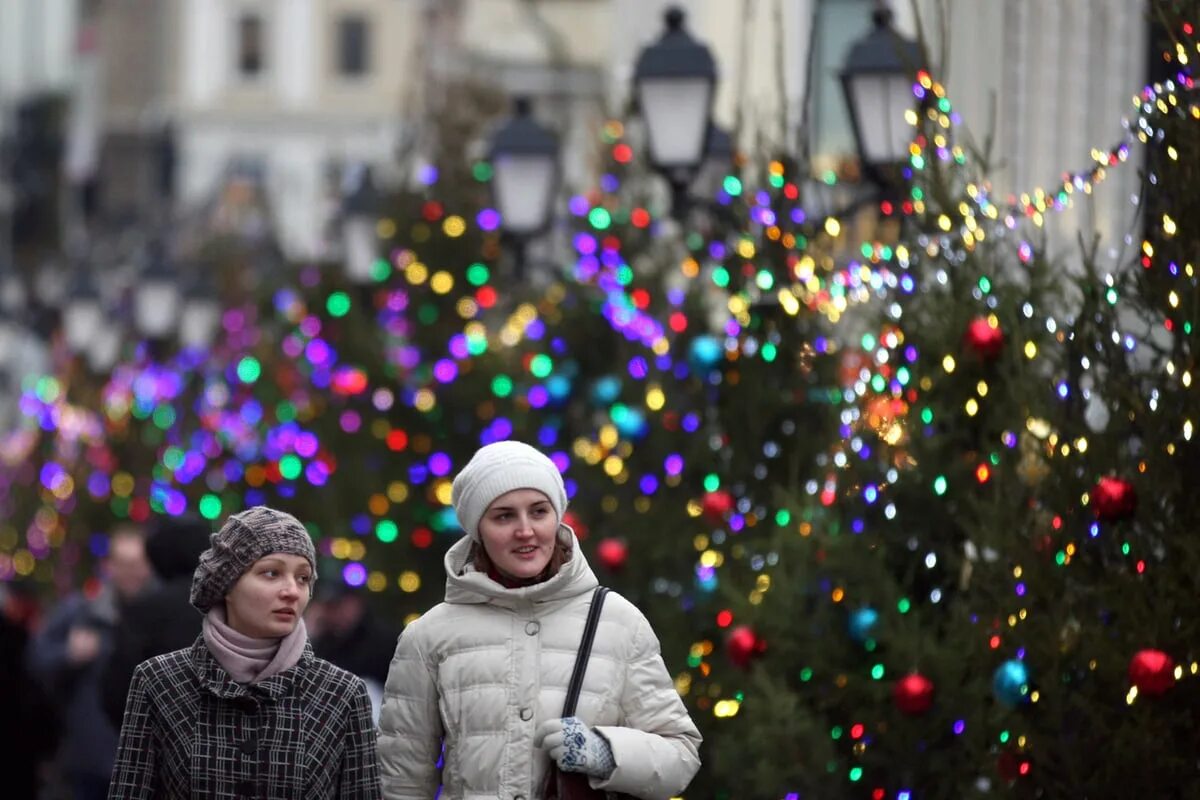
(179, 272), (222, 350)
(489, 97), (559, 240)
(839, 4), (925, 185)
(62, 267), (102, 354)
(85, 304), (123, 373)
(633, 6), (717, 190)
(340, 163), (381, 285)
(693, 123), (735, 199)
(134, 241), (181, 339)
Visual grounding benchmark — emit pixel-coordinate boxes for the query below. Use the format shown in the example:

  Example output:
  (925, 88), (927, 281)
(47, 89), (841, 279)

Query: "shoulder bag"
(542, 586), (634, 800)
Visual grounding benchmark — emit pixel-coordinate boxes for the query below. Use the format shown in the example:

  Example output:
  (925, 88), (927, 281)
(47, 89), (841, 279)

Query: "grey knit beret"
(451, 441), (568, 541)
(189, 506), (318, 612)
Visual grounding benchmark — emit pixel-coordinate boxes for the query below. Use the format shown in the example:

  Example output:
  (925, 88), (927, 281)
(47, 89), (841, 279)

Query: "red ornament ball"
(701, 490), (735, 522)
(1091, 477), (1137, 522)
(1129, 649), (1175, 695)
(595, 538), (628, 572)
(725, 625), (763, 668)
(892, 672), (935, 715)
(964, 317), (1005, 360)
(563, 510), (588, 541)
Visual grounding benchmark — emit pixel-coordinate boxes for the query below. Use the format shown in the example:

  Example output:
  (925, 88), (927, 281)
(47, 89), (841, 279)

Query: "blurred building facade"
(0, 0), (78, 116)
(174, 0), (418, 258)
(1, 0), (1154, 269)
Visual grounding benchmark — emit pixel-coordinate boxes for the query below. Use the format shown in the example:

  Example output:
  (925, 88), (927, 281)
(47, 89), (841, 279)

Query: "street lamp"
(179, 272), (222, 350)
(134, 241), (182, 340)
(839, 4), (925, 187)
(693, 123), (735, 199)
(340, 163), (382, 285)
(62, 266), (103, 354)
(633, 6), (717, 207)
(85, 305), (123, 373)
(488, 97), (559, 276)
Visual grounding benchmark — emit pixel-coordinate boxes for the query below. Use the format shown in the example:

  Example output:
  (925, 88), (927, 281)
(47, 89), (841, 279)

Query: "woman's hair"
(469, 530), (573, 585)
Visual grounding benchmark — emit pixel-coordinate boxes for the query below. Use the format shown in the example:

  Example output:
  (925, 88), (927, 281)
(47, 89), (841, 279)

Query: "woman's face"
(478, 489), (559, 581)
(225, 553), (313, 638)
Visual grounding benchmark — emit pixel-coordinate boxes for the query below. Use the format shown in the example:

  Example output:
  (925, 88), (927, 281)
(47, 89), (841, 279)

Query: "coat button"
(519, 707), (533, 721)
(240, 736), (257, 754)
(525, 621), (540, 635)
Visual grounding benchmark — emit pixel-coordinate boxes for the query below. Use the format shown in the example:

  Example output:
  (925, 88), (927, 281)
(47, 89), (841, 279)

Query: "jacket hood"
(146, 516), (213, 580)
(443, 524), (598, 608)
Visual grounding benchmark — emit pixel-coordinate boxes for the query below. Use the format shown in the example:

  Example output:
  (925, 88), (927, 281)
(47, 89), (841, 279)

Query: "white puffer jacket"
(378, 530), (701, 800)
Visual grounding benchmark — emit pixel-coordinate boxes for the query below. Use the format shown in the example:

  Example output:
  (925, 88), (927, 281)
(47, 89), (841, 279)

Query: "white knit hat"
(451, 441), (568, 541)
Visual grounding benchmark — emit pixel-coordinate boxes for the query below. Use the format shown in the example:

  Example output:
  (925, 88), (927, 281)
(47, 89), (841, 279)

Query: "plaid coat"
(108, 636), (382, 799)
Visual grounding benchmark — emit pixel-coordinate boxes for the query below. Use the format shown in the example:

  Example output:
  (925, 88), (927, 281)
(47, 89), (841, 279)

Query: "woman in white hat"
(108, 506), (382, 799)
(378, 441), (701, 799)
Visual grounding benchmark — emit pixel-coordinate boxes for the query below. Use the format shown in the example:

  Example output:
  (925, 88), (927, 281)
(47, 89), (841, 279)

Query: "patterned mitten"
(534, 716), (616, 779)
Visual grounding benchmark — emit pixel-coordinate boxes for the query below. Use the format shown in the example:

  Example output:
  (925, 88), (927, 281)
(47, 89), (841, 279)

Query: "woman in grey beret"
(107, 505), (382, 799)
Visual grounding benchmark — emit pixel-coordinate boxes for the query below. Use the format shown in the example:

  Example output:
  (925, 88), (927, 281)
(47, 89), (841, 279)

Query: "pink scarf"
(203, 605), (307, 685)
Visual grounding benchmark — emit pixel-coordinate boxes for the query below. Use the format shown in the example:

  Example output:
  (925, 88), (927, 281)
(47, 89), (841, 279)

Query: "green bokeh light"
(529, 354), (553, 378)
(327, 292), (351, 317)
(279, 455), (302, 481)
(491, 375), (513, 398)
(198, 494), (223, 520)
(466, 263), (490, 286)
(376, 520), (399, 543)
(237, 356), (261, 384)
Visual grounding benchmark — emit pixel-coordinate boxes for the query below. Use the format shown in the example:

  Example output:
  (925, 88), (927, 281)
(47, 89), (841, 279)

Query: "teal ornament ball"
(992, 659), (1031, 707)
(687, 335), (723, 372)
(589, 375), (622, 406)
(611, 405), (648, 439)
(545, 374), (572, 404)
(847, 607), (879, 644)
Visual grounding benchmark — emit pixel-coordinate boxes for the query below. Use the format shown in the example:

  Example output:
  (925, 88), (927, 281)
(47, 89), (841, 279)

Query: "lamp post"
(62, 266), (103, 354)
(839, 3), (925, 190)
(134, 241), (182, 341)
(488, 97), (559, 278)
(340, 163), (382, 286)
(85, 304), (123, 373)
(633, 6), (718, 215)
(693, 123), (735, 200)
(179, 272), (221, 351)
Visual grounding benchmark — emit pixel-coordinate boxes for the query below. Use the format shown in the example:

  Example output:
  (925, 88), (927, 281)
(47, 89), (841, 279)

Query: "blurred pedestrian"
(308, 580), (400, 722)
(101, 514), (212, 728)
(107, 505), (382, 799)
(0, 583), (62, 799)
(29, 526), (152, 800)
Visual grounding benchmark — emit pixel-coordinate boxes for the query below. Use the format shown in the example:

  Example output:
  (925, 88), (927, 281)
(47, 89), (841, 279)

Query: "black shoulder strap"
(561, 586), (609, 717)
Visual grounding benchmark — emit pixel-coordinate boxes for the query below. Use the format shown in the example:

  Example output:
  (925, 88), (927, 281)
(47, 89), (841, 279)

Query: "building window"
(807, 0), (873, 169)
(337, 15), (370, 77)
(238, 14), (266, 77)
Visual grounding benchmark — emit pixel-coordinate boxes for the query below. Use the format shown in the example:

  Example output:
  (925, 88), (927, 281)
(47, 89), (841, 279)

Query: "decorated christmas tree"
(3, 6), (1197, 797)
(686, 5), (1200, 798)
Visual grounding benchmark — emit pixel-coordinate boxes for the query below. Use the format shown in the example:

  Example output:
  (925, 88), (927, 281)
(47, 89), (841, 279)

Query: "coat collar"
(188, 635), (314, 701)
(443, 525), (598, 609)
